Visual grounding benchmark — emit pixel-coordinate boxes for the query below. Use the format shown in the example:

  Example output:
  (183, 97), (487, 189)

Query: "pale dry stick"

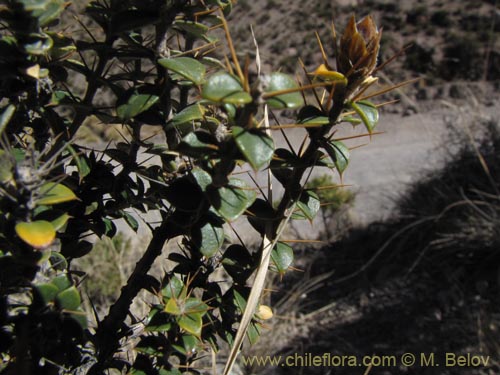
(223, 106), (292, 375)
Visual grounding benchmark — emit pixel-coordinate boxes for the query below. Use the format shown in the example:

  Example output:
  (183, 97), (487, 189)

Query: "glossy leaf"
(51, 213), (70, 231)
(158, 57), (206, 85)
(191, 214), (224, 257)
(294, 190), (320, 221)
(325, 140), (350, 175)
(233, 126), (275, 170)
(168, 104), (205, 129)
(209, 178), (256, 222)
(15, 220), (56, 249)
(146, 307), (172, 332)
(202, 72), (252, 105)
(37, 182), (78, 205)
(117, 93), (159, 121)
(162, 276), (184, 300)
(264, 72), (304, 109)
(350, 100), (379, 132)
(190, 168), (212, 192)
(271, 241), (293, 274)
(177, 131), (219, 158)
(178, 313), (203, 336)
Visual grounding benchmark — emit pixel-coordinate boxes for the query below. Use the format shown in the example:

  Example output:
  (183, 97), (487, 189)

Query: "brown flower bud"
(337, 15), (381, 90)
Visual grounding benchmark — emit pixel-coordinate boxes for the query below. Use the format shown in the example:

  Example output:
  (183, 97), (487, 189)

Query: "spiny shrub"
(0, 1), (403, 374)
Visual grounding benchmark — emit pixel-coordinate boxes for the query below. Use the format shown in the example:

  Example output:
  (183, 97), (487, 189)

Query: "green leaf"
(158, 57), (206, 85)
(191, 214), (224, 257)
(37, 182), (78, 205)
(162, 276), (184, 300)
(0, 104), (15, 136)
(264, 72), (304, 109)
(51, 213), (70, 231)
(0, 150), (13, 184)
(146, 307), (172, 332)
(350, 100), (379, 133)
(271, 241), (294, 275)
(67, 145), (90, 182)
(122, 211), (139, 232)
(325, 140), (350, 176)
(178, 313), (203, 336)
(23, 33), (53, 55)
(177, 131), (219, 158)
(35, 283), (59, 305)
(246, 321), (261, 345)
(295, 190), (320, 221)
(164, 298), (181, 315)
(15, 220), (56, 249)
(209, 178), (256, 222)
(23, 0), (67, 27)
(51, 275), (71, 291)
(116, 92), (159, 121)
(173, 20), (209, 40)
(183, 298), (209, 315)
(202, 72), (252, 105)
(169, 104), (205, 128)
(190, 167), (212, 192)
(233, 126), (275, 170)
(55, 286), (81, 311)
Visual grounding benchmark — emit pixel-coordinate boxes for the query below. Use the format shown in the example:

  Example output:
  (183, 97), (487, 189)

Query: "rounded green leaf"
(350, 100), (379, 133)
(191, 214), (224, 257)
(55, 286), (81, 311)
(264, 72), (304, 109)
(117, 93), (159, 121)
(177, 131), (219, 158)
(294, 190), (320, 221)
(37, 182), (78, 205)
(271, 241), (294, 275)
(15, 220), (56, 249)
(169, 104), (205, 128)
(158, 57), (206, 85)
(233, 126), (275, 171)
(202, 72), (252, 105)
(209, 178), (257, 222)
(35, 283), (59, 305)
(326, 140), (350, 176)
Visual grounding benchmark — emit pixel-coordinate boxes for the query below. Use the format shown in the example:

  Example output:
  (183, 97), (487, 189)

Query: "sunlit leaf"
(116, 92), (159, 121)
(264, 72), (304, 109)
(191, 213), (224, 257)
(350, 100), (379, 133)
(233, 126), (274, 170)
(178, 313), (203, 336)
(209, 178), (256, 221)
(294, 190), (320, 221)
(158, 57), (206, 85)
(37, 182), (78, 205)
(15, 220), (56, 249)
(202, 72), (252, 105)
(271, 241), (293, 274)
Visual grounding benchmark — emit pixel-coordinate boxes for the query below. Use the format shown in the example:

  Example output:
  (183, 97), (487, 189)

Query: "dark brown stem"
(90, 220), (173, 373)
